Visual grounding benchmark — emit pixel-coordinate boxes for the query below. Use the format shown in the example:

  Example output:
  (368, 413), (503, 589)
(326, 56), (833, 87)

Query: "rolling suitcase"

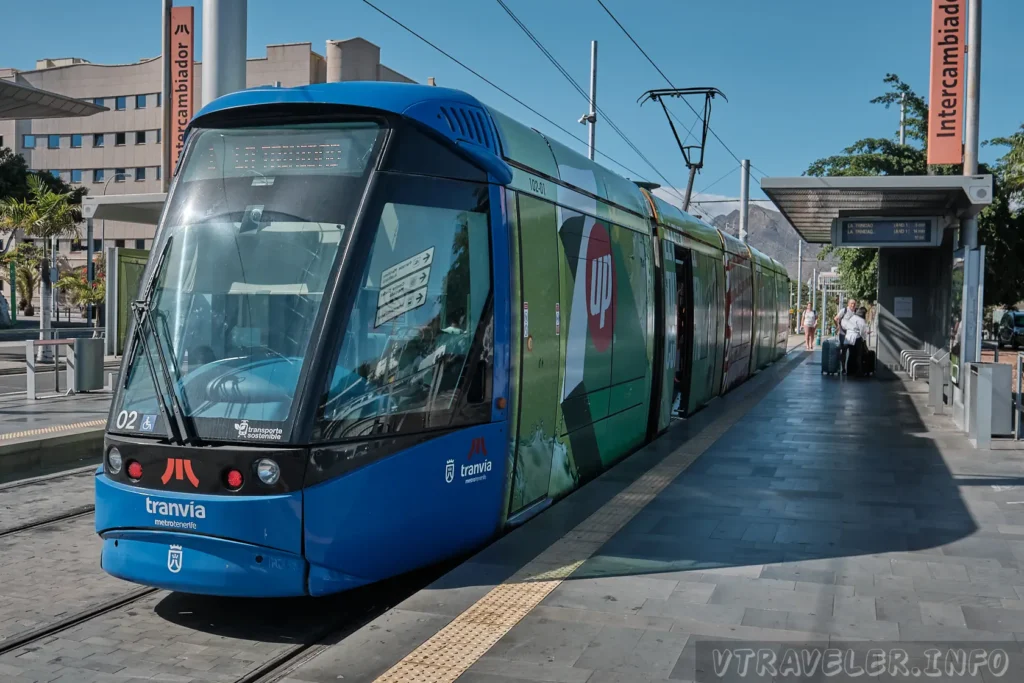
(821, 338), (841, 375)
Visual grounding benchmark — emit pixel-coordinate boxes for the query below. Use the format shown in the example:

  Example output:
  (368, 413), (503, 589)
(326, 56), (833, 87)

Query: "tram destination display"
(832, 216), (943, 248)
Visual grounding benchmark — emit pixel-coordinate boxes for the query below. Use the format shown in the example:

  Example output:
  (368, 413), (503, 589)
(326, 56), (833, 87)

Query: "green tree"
(0, 146), (87, 206)
(807, 74), (1024, 308)
(0, 176), (80, 357)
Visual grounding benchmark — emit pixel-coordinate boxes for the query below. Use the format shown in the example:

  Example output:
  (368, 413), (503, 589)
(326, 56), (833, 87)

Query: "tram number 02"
(528, 177), (546, 195)
(116, 410), (139, 430)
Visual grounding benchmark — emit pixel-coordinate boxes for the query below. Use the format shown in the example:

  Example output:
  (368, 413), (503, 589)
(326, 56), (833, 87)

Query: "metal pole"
(795, 241), (803, 332)
(739, 159), (750, 243)
(161, 0), (173, 193)
(960, 0), (982, 366)
(682, 165), (698, 213)
(1011, 356), (1019, 440)
(587, 40), (597, 161)
(811, 269), (818, 340)
(964, 0), (981, 177)
(86, 217), (94, 324)
(202, 0), (248, 107)
(899, 92), (906, 146)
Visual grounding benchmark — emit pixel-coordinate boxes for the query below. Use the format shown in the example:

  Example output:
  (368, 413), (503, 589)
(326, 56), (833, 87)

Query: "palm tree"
(0, 175), (79, 360)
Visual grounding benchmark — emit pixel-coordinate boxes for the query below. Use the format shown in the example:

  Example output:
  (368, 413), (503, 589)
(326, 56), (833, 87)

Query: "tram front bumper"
(100, 530), (308, 597)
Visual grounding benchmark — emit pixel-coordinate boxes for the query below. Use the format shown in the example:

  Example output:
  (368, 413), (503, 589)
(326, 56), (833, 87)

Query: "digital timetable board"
(832, 216), (944, 248)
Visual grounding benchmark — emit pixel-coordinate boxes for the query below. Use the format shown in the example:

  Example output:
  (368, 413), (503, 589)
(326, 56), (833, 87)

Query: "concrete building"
(0, 39), (413, 272)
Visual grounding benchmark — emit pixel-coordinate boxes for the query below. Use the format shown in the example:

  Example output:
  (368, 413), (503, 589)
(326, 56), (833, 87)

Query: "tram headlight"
(107, 447), (123, 474)
(256, 458), (280, 486)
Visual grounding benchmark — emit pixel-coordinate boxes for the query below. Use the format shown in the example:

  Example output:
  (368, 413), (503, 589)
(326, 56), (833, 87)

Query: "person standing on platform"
(802, 302), (817, 351)
(835, 298), (857, 374)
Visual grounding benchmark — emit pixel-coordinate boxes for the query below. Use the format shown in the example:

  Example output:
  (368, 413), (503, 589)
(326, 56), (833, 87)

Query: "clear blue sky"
(2, 0), (1021, 210)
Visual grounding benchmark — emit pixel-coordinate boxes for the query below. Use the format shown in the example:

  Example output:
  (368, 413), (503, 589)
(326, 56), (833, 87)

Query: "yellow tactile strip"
(0, 419), (105, 441)
(373, 354), (804, 683)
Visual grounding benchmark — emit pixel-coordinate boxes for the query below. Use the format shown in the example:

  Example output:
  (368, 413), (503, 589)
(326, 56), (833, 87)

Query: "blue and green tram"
(94, 82), (789, 597)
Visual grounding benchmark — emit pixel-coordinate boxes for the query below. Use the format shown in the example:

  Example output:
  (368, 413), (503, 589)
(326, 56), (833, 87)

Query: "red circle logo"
(585, 222), (617, 353)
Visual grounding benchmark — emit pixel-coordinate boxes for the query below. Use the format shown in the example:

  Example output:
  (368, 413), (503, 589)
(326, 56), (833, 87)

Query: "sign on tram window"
(375, 247), (434, 327)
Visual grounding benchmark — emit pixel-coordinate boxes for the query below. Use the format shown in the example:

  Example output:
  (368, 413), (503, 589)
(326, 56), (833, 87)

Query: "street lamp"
(86, 171), (132, 324)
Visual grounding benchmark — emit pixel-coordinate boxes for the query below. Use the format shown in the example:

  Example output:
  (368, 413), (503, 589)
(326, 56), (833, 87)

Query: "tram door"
(508, 195), (561, 516)
(674, 245), (694, 416)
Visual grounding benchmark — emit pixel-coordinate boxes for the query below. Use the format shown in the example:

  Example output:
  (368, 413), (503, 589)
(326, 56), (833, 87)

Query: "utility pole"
(811, 268), (818, 323)
(899, 92), (906, 146)
(202, 0), (248, 107)
(960, 0), (982, 365)
(739, 159), (750, 243)
(579, 41), (598, 160)
(795, 241), (803, 332)
(161, 0), (172, 193)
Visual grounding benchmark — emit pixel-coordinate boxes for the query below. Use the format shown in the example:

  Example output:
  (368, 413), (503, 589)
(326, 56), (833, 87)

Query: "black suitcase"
(821, 339), (840, 375)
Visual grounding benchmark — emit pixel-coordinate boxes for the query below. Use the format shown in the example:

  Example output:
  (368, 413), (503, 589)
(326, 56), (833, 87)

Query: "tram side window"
(316, 175), (493, 441)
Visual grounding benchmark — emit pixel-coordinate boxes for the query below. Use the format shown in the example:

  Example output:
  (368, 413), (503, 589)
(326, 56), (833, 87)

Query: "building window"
(135, 239), (146, 250)
(71, 134), (82, 148)
(70, 240), (84, 252)
(23, 135), (36, 149)
(135, 131), (146, 145)
(136, 94), (146, 109)
(156, 166), (161, 180)
(50, 170), (60, 179)
(93, 238), (102, 252)
(94, 134), (104, 148)
(93, 97), (105, 107)
(114, 168), (126, 182)
(156, 129), (161, 143)
(135, 167), (146, 181)
(48, 135), (60, 149)
(71, 170), (82, 183)
(156, 93), (161, 107)
(0, 136), (4, 148)
(93, 169), (105, 183)
(115, 132), (125, 146)
(115, 96), (126, 111)
(115, 239), (126, 248)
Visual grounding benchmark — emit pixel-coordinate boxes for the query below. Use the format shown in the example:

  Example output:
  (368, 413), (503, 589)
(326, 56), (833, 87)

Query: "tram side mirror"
(468, 360), (487, 404)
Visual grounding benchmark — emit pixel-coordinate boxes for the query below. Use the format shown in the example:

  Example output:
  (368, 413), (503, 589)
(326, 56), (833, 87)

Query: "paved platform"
(0, 390), (110, 482)
(280, 348), (1024, 683)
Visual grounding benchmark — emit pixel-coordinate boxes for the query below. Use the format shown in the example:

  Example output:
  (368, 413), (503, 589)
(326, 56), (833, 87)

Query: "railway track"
(0, 586), (159, 656)
(0, 464), (97, 491)
(0, 504), (95, 538)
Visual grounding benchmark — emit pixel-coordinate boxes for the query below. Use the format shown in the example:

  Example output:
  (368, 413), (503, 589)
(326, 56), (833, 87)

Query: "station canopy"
(0, 79), (107, 119)
(82, 193), (168, 225)
(760, 175), (993, 244)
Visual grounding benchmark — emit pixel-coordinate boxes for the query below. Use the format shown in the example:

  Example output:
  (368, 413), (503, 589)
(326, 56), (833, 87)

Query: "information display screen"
(840, 218), (933, 244)
(832, 216), (943, 248)
(835, 220), (933, 244)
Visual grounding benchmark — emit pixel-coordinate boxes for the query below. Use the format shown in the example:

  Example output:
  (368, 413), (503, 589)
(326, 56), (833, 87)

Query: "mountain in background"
(710, 204), (835, 280)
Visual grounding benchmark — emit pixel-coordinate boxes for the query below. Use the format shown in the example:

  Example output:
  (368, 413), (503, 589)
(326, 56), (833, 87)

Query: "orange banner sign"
(927, 0), (966, 166)
(169, 6), (194, 176)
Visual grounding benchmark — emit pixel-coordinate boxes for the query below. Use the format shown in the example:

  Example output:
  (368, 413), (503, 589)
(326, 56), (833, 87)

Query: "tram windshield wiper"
(126, 237), (198, 446)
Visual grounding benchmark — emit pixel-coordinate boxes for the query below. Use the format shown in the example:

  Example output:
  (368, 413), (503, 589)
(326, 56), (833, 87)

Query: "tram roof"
(642, 191), (721, 249)
(192, 81), (651, 219)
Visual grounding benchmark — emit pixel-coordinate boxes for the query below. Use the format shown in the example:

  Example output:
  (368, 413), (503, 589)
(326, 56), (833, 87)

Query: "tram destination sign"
(832, 216), (943, 248)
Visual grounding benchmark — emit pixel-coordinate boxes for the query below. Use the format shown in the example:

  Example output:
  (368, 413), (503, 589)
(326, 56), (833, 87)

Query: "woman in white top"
(802, 303), (817, 351)
(841, 307), (869, 374)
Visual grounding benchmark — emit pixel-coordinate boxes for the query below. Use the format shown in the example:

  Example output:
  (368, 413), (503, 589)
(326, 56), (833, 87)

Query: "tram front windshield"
(112, 122), (382, 442)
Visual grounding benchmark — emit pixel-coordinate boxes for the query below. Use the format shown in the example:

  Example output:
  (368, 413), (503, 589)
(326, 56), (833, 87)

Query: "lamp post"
(87, 171), (131, 324)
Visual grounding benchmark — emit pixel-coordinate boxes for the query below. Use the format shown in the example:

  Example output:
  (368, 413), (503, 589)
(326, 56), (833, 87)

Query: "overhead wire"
(595, 0), (749, 168)
(360, 0), (663, 189)
(494, 0), (690, 206)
